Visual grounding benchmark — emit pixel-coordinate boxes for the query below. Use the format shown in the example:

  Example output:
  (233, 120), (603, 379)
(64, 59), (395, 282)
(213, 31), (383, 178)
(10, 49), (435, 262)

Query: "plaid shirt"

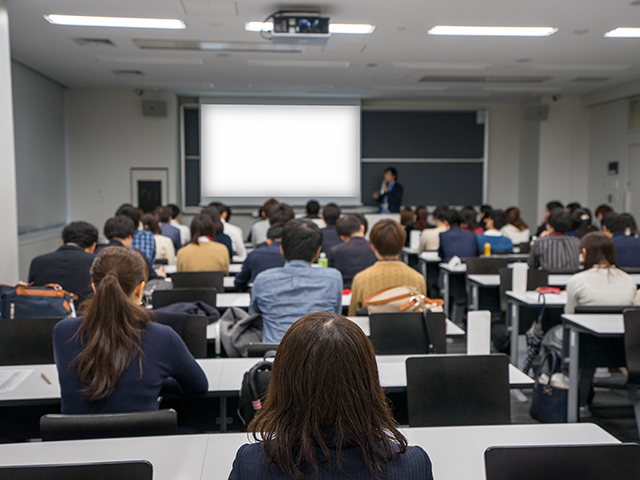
(132, 230), (156, 264)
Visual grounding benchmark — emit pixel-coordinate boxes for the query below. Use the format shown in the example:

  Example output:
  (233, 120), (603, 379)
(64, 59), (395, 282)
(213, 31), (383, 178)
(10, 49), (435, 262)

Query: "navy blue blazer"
(229, 442), (433, 480)
(328, 236), (377, 287)
(438, 226), (479, 261)
(160, 222), (182, 252)
(321, 225), (344, 254)
(28, 245), (95, 305)
(234, 241), (285, 291)
(216, 232), (234, 258)
(612, 232), (640, 268)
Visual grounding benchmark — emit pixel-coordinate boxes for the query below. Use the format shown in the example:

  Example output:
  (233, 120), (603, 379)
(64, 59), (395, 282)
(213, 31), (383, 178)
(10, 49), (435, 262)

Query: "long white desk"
(216, 292), (352, 309)
(0, 424), (617, 480)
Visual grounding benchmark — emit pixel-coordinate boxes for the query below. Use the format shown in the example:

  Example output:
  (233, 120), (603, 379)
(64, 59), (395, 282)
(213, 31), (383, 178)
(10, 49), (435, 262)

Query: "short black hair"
(384, 167), (398, 180)
(566, 202), (582, 214)
(355, 213), (369, 235)
(441, 209), (461, 227)
(267, 224), (284, 241)
(434, 205), (449, 221)
(546, 200), (564, 212)
(306, 200), (320, 216)
(490, 209), (508, 230)
(155, 206), (172, 223)
(167, 204), (180, 219)
(202, 205), (224, 234)
(281, 219), (323, 262)
(619, 213), (638, 236)
(62, 221), (98, 249)
(268, 203), (295, 226)
(336, 214), (363, 238)
(601, 212), (623, 233)
(548, 209), (573, 233)
(115, 204), (141, 226)
(208, 202), (230, 220)
(104, 216), (136, 240)
(322, 203), (341, 226)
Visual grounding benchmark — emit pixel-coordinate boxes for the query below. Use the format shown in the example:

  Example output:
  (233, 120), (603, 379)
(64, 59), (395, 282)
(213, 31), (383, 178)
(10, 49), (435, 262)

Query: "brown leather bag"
(364, 286), (444, 314)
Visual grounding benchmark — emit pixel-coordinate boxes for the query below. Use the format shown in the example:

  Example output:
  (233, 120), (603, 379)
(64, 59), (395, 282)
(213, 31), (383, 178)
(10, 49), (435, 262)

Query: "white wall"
(66, 90), (178, 238)
(0, 0), (19, 284)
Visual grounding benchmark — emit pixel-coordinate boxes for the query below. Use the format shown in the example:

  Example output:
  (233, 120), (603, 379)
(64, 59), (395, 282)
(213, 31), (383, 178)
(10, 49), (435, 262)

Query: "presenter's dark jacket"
(612, 232), (640, 268)
(234, 241), (285, 291)
(28, 245), (95, 305)
(438, 226), (480, 261)
(321, 225), (343, 253)
(95, 240), (161, 280)
(328, 236), (378, 287)
(53, 316), (208, 414)
(376, 182), (404, 213)
(228, 441), (434, 480)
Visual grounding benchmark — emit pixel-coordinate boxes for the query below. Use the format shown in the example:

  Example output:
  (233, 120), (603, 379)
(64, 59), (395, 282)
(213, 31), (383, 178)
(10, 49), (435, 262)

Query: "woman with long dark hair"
(53, 247), (208, 413)
(501, 207), (530, 244)
(229, 312), (433, 480)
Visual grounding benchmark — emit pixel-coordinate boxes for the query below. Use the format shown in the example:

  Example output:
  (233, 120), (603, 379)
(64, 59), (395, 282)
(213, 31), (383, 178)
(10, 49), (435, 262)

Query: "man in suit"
(321, 203), (343, 253)
(328, 214), (377, 287)
(155, 205), (182, 253)
(438, 209), (480, 261)
(602, 212), (640, 268)
(372, 167), (404, 213)
(234, 223), (286, 291)
(28, 221), (98, 305)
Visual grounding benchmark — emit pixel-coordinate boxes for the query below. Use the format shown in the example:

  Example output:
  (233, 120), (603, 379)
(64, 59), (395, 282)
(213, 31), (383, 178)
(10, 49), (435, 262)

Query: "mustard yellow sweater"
(176, 241), (230, 273)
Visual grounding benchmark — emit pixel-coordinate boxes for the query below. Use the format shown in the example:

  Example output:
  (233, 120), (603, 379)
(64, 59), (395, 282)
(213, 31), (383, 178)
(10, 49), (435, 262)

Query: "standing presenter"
(372, 166), (404, 213)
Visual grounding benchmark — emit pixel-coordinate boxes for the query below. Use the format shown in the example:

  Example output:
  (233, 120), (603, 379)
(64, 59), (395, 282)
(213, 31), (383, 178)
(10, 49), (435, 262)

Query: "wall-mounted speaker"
(142, 100), (167, 117)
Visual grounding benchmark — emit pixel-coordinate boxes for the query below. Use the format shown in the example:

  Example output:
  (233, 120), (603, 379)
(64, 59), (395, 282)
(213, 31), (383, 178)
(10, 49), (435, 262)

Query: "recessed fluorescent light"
(604, 28), (640, 38)
(247, 59), (350, 68)
(428, 26), (557, 37)
(245, 22), (375, 34)
(95, 55), (204, 65)
(44, 14), (185, 29)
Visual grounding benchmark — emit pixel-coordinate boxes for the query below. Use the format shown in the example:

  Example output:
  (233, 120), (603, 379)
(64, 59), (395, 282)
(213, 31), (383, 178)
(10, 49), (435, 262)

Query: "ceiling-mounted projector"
(271, 13), (331, 45)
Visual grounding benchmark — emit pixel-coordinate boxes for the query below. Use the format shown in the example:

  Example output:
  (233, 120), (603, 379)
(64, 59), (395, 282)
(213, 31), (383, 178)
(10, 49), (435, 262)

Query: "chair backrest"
(406, 354), (511, 427)
(620, 267), (640, 274)
(247, 343), (279, 357)
(0, 317), (64, 365)
(369, 312), (430, 355)
(499, 268), (549, 312)
(575, 305), (640, 314)
(485, 443), (640, 480)
(517, 242), (531, 254)
(465, 257), (511, 275)
(425, 311), (447, 354)
(623, 309), (640, 385)
(151, 288), (217, 309)
(0, 461), (153, 480)
(170, 271), (225, 292)
(40, 409), (178, 442)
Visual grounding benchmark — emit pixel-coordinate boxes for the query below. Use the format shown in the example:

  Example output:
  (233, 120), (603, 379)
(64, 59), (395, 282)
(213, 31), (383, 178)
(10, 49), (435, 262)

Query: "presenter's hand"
(372, 191), (380, 200)
(382, 184), (388, 193)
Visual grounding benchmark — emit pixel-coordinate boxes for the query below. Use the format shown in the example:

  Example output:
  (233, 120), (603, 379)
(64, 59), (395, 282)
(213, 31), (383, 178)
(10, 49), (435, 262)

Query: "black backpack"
(238, 352), (275, 426)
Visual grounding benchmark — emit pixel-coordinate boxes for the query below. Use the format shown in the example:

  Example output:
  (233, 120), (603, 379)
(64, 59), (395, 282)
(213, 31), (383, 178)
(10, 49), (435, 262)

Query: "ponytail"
(72, 247), (150, 402)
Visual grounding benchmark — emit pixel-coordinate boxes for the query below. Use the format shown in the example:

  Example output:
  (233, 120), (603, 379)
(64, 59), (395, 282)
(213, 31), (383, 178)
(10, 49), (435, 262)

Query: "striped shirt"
(528, 234), (580, 271)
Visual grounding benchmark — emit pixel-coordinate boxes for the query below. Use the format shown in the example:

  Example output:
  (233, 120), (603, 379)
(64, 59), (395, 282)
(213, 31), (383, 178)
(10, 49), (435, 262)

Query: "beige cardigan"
(176, 240), (230, 273)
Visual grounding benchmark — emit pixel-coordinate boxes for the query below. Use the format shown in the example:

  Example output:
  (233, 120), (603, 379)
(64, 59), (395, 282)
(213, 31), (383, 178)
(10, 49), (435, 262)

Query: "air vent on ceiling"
(74, 38), (115, 47)
(570, 77), (610, 83)
(418, 75), (552, 84)
(112, 70), (144, 77)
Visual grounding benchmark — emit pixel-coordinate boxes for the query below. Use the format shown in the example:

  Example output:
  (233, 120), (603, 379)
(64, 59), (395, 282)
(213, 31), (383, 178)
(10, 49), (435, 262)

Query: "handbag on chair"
(365, 286), (443, 314)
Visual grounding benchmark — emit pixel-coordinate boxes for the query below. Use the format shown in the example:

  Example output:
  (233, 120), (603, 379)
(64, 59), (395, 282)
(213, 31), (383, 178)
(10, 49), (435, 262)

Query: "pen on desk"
(41, 373), (52, 385)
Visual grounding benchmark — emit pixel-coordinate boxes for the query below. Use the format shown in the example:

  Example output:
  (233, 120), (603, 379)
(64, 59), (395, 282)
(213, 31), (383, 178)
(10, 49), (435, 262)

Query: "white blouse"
(564, 266), (638, 314)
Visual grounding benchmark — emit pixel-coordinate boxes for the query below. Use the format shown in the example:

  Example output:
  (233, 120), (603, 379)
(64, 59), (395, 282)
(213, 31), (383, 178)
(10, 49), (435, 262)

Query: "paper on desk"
(447, 256), (462, 267)
(0, 369), (33, 393)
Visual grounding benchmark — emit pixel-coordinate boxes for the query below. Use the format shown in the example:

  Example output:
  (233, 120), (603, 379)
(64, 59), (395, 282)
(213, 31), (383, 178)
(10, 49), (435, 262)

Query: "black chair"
(369, 312), (445, 355)
(0, 461), (153, 480)
(40, 409), (178, 441)
(498, 268), (549, 313)
(406, 354), (510, 427)
(170, 271), (225, 292)
(247, 343), (279, 357)
(155, 313), (208, 358)
(620, 267), (640, 274)
(575, 305), (640, 314)
(623, 310), (640, 437)
(485, 443), (640, 480)
(151, 288), (217, 309)
(0, 317), (64, 365)
(154, 258), (169, 266)
(465, 257), (511, 275)
(517, 242), (531, 254)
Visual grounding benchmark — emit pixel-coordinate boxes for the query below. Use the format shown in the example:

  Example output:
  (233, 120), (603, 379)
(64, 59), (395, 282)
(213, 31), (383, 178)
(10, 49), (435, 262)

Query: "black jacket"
(376, 182), (404, 213)
(321, 225), (343, 254)
(328, 236), (377, 287)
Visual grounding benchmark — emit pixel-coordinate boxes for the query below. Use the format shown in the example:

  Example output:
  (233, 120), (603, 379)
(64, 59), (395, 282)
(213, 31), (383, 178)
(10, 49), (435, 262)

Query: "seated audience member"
(620, 212), (639, 237)
(328, 215), (378, 287)
(53, 247), (208, 414)
(349, 220), (426, 315)
(566, 202), (582, 214)
(602, 212), (640, 268)
(304, 199), (326, 228)
(400, 207), (416, 246)
(116, 204), (155, 264)
(321, 203), (344, 253)
(250, 220), (343, 343)
(593, 203), (614, 230)
(460, 206), (484, 235)
(418, 206), (448, 252)
(208, 202), (246, 260)
(479, 205), (493, 230)
(234, 224), (285, 292)
(438, 209), (480, 261)
(501, 207), (531, 244)
(571, 208), (597, 238)
(414, 205), (430, 231)
(267, 203), (295, 236)
(155, 206), (182, 253)
(142, 213), (175, 265)
(28, 221), (98, 305)
(229, 312), (433, 480)
(564, 232), (638, 412)
(477, 209), (513, 253)
(535, 200), (564, 237)
(203, 205), (234, 257)
(528, 209), (580, 271)
(96, 216), (162, 280)
(177, 213), (230, 273)
(167, 204), (191, 246)
(250, 198), (278, 247)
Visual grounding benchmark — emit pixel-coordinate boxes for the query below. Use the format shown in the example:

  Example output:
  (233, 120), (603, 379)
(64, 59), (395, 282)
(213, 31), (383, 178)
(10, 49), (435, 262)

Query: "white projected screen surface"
(201, 104), (360, 201)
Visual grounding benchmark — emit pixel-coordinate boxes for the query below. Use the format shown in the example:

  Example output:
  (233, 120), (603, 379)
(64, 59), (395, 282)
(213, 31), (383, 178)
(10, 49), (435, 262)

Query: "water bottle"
(318, 252), (328, 268)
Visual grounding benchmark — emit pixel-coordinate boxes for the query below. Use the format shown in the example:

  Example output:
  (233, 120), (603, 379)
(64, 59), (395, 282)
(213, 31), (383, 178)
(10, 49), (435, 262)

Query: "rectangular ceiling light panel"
(44, 15), (186, 29)
(605, 28), (640, 38)
(428, 26), (557, 37)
